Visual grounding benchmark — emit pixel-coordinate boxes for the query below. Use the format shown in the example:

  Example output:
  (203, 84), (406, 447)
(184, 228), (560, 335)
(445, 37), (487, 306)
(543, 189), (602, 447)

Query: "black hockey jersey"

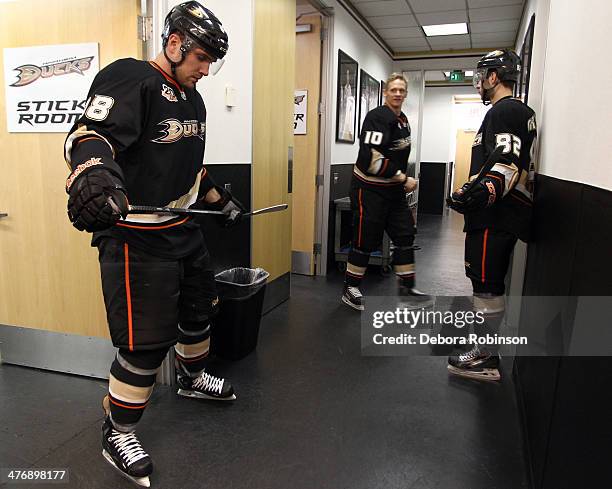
(352, 105), (411, 195)
(64, 58), (216, 258)
(465, 96), (537, 241)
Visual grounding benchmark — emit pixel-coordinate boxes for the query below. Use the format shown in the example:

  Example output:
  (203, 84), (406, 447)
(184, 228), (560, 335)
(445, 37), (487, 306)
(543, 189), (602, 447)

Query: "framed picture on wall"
(336, 50), (358, 143)
(516, 14), (535, 104)
(358, 70), (380, 134)
(379, 80), (386, 106)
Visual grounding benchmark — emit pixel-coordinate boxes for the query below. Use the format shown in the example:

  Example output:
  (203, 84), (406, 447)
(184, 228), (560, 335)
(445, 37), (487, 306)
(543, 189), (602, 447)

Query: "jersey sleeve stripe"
(490, 162), (519, 196)
(64, 125), (116, 166)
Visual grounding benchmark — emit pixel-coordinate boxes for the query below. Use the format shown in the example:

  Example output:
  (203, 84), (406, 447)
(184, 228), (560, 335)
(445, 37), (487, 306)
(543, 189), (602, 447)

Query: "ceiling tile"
(378, 27), (424, 39)
(471, 31), (516, 43)
(407, 0), (466, 13)
(472, 40), (515, 49)
(427, 34), (471, 49)
(470, 19), (519, 34)
(468, 0), (523, 8)
(355, 0), (412, 17)
(468, 4), (524, 22)
(368, 14), (418, 28)
(387, 37), (430, 50)
(416, 10), (468, 25)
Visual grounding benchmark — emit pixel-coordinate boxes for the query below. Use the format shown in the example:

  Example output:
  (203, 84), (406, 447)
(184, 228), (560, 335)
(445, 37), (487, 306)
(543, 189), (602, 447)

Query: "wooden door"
(0, 0), (141, 337)
(252, 0), (295, 285)
(292, 15), (321, 275)
(453, 130), (476, 191)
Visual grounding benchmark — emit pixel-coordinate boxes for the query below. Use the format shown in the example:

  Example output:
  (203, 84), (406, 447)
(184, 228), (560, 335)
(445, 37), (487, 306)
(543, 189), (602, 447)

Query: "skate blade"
(447, 365), (501, 382)
(341, 296), (364, 311)
(102, 450), (151, 487)
(177, 388), (237, 401)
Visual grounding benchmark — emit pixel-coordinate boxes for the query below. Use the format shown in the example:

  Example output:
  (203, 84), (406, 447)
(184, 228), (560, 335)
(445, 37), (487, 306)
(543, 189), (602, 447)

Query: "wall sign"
(294, 89), (307, 135)
(3, 43), (99, 133)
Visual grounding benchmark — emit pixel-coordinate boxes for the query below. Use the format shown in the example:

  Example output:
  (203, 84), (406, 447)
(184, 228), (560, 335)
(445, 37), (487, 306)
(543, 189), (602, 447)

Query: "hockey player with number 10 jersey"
(341, 73), (430, 311)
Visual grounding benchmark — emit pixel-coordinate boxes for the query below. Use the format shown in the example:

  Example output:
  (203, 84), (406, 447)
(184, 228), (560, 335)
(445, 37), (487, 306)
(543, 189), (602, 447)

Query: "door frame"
(313, 5), (334, 276)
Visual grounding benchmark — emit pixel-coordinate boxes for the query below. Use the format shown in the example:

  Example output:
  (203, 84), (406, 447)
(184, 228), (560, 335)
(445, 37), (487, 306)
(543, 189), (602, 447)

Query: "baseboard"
(513, 360), (536, 489)
(0, 325), (177, 385)
(262, 272), (291, 314)
(0, 324), (115, 379)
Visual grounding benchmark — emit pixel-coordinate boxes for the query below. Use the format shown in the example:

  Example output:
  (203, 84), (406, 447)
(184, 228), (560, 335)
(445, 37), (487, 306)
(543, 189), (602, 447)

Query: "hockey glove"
(204, 186), (246, 227)
(66, 165), (129, 232)
(447, 176), (501, 214)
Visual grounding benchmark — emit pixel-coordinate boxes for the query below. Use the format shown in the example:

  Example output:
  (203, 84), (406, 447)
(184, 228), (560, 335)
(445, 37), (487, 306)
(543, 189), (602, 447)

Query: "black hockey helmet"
(162, 1), (229, 62)
(473, 49), (521, 88)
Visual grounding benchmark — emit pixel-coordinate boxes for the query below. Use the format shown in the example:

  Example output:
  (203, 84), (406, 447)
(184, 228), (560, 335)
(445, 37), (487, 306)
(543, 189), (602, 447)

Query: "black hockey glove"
(204, 186), (246, 227)
(447, 177), (500, 214)
(66, 166), (129, 232)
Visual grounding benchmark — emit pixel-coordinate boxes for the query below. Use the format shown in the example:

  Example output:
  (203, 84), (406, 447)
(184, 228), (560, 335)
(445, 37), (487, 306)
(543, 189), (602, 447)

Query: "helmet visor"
(209, 57), (225, 76)
(472, 68), (488, 88)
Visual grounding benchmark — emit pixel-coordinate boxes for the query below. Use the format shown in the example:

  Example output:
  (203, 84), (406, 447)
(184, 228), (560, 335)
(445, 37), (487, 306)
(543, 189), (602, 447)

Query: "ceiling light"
(422, 23), (468, 37)
(465, 70), (474, 76)
(444, 71), (450, 77)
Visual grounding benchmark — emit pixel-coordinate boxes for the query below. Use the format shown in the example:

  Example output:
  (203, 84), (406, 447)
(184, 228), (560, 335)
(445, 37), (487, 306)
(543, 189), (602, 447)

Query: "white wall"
(536, 0), (612, 191)
(323, 0), (394, 164)
(160, 0), (253, 165)
(420, 85), (477, 162)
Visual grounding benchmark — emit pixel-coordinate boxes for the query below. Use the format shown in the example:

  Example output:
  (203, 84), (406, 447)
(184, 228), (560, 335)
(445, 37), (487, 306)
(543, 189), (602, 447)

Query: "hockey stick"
(446, 145), (504, 206)
(128, 203), (288, 217)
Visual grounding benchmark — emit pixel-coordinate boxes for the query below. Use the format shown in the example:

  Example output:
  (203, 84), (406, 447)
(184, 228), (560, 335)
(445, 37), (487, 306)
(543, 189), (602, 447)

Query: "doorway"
(292, 0), (332, 275)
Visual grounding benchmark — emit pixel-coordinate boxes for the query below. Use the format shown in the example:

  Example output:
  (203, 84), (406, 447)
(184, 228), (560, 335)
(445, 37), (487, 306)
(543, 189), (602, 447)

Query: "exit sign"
(450, 70), (464, 82)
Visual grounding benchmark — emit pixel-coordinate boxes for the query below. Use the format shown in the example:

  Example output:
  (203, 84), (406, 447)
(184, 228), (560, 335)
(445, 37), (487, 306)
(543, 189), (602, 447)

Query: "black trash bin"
(211, 267), (269, 360)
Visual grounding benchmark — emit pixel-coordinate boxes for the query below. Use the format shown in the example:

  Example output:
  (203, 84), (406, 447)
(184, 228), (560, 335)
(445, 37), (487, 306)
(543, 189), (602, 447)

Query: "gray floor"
(0, 213), (528, 489)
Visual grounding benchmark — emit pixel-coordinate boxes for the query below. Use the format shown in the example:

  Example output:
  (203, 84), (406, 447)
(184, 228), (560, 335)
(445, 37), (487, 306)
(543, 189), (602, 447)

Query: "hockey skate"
(102, 416), (153, 487)
(447, 345), (501, 381)
(342, 285), (364, 311)
(176, 364), (236, 401)
(397, 283), (433, 310)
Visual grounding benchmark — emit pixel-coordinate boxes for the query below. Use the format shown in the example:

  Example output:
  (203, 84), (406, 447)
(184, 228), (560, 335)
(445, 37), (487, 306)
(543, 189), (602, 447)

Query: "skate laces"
(458, 345), (482, 362)
(108, 430), (149, 466)
(193, 371), (224, 395)
(347, 286), (362, 299)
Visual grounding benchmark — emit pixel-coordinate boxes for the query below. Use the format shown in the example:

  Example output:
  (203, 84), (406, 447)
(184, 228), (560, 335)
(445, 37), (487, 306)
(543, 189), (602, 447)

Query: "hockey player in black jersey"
(341, 73), (429, 311)
(63, 2), (242, 486)
(447, 49), (537, 381)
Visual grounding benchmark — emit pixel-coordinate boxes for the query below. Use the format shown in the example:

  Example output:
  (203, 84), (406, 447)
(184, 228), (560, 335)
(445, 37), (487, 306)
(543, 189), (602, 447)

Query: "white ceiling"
(347, 0), (524, 54)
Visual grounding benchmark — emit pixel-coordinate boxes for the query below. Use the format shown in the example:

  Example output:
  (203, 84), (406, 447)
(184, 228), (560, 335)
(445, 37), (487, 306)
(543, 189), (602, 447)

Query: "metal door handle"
(0, 213), (8, 219)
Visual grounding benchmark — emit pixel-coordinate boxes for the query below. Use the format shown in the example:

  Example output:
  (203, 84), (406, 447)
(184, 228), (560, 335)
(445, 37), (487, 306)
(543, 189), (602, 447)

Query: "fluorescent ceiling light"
(422, 23), (468, 37)
(465, 70), (474, 76)
(443, 71), (450, 77)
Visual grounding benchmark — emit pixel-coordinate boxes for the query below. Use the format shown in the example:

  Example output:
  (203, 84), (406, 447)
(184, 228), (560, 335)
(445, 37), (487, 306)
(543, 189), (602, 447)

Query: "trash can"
(211, 267), (269, 360)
